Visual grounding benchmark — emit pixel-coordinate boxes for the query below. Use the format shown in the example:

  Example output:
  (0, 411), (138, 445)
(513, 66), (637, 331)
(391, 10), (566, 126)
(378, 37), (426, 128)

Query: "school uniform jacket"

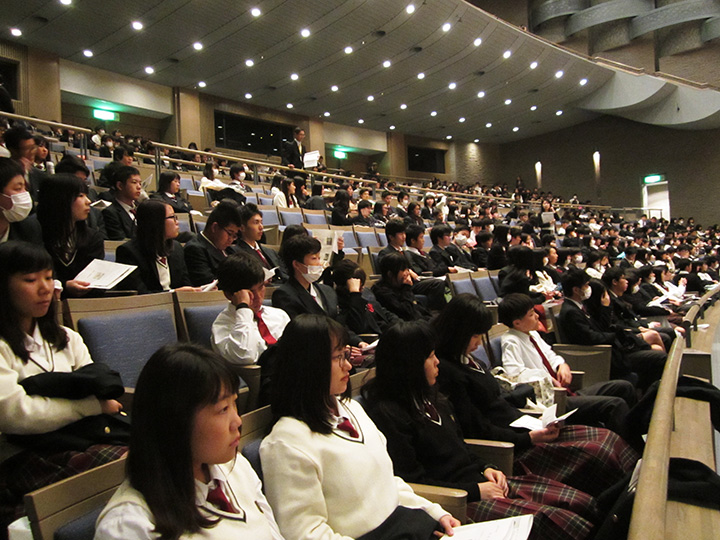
(103, 201), (136, 241)
(115, 239), (191, 294)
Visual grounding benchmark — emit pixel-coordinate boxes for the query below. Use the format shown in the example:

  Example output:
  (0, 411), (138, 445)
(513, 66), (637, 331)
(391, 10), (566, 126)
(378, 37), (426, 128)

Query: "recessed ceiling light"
(389, 125), (396, 130)
(245, 93), (252, 99)
(198, 81), (206, 88)
(477, 91), (485, 98)
(417, 72), (425, 79)
(406, 4), (416, 14)
(474, 138), (479, 143)
(358, 119), (364, 124)
(383, 60), (391, 68)
(290, 73), (299, 80)
(530, 61), (538, 69)
(144, 66), (154, 74)
(131, 21), (143, 31)
(344, 46), (353, 54)
(286, 103), (293, 109)
(459, 117), (465, 122)
(400, 104), (407, 110)
(513, 126), (520, 132)
(245, 59), (254, 67)
(486, 123), (492, 128)
(555, 70), (564, 78)
(504, 98), (512, 105)
(503, 50), (512, 59)
(193, 42), (203, 50)
(300, 28), (311, 38)
(367, 95), (374, 101)
(83, 49), (93, 57)
(331, 85), (339, 92)
(446, 135), (452, 139)
(10, 28), (22, 37)
(442, 23), (451, 32)
(474, 38), (482, 46)
(250, 7), (261, 17)
(530, 105), (537, 111)
(323, 111), (330, 117)
(448, 82), (457, 90)
(430, 111), (437, 116)
(59, 0), (72, 5)
(556, 110), (563, 116)
(580, 78), (588, 86)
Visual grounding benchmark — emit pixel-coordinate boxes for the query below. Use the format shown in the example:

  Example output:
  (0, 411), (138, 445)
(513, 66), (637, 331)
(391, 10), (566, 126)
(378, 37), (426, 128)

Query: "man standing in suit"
(281, 127), (306, 179)
(103, 166), (141, 240)
(236, 203), (287, 283)
(184, 201), (241, 286)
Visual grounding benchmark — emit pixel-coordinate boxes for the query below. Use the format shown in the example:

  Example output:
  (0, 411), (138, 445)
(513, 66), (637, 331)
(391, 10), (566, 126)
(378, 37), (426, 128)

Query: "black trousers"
(412, 278), (446, 311)
(567, 380), (636, 436)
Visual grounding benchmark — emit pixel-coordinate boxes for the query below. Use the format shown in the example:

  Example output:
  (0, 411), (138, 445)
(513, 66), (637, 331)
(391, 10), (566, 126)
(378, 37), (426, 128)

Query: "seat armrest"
(569, 371), (584, 391)
(553, 388), (567, 415)
(464, 440), (514, 477)
(407, 484), (467, 524)
(118, 387), (134, 413)
(552, 344), (611, 387)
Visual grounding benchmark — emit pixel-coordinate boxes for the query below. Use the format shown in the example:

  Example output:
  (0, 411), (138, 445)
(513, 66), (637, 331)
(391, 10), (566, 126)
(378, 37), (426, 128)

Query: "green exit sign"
(93, 109), (118, 121)
(643, 174), (664, 184)
(334, 150), (347, 159)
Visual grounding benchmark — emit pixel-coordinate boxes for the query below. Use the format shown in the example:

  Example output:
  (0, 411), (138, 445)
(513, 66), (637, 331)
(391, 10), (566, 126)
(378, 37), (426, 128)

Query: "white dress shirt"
(500, 328), (566, 382)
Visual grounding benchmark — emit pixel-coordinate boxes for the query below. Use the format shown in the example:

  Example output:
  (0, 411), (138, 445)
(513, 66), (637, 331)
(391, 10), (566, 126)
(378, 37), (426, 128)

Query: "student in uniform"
(94, 343), (284, 540)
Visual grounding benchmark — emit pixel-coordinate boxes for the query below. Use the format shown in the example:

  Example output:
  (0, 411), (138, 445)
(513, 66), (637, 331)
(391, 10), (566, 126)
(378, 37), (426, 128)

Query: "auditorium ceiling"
(5, 0), (720, 143)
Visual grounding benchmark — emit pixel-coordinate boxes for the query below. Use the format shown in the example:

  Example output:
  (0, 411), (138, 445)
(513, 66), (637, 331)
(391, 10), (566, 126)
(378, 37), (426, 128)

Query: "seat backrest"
(78, 310), (177, 387)
(278, 208), (304, 226)
(258, 205), (280, 226)
(545, 301), (566, 343)
(487, 269), (501, 294)
(449, 274), (477, 297)
(174, 289), (227, 341)
(183, 305), (226, 348)
(179, 177), (196, 191)
(258, 195), (274, 206)
(24, 456), (126, 540)
(472, 275), (498, 302)
(241, 439), (264, 483)
(355, 227), (380, 248)
(176, 213), (192, 234)
(303, 209), (328, 225)
(331, 225), (359, 249)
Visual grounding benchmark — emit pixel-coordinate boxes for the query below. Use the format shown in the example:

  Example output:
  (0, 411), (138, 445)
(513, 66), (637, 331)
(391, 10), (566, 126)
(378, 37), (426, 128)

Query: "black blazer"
(150, 192), (193, 214)
(115, 239), (190, 294)
(336, 289), (400, 336)
(48, 227), (105, 290)
(103, 201), (136, 241)
(235, 241), (288, 283)
(281, 140), (305, 169)
(558, 300), (616, 347)
(429, 245), (454, 275)
(272, 277), (339, 319)
(7, 216), (43, 244)
(184, 233), (234, 286)
(406, 249), (444, 277)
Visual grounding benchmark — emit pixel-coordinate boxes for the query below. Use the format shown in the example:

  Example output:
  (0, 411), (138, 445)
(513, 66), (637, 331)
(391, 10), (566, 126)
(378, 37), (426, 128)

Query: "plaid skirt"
(514, 425), (639, 497)
(0, 444), (127, 536)
(469, 474), (601, 540)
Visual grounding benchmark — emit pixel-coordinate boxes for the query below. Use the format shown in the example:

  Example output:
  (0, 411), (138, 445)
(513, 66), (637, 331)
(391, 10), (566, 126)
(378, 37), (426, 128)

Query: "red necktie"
(337, 417), (359, 438)
(207, 482), (236, 513)
(528, 334), (575, 396)
(158, 257), (167, 266)
(255, 312), (276, 345)
(423, 401), (440, 422)
(255, 247), (269, 267)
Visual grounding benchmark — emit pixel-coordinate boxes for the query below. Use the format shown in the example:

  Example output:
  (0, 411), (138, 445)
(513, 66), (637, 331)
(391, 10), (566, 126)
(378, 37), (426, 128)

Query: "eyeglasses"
(223, 228), (239, 240)
(331, 346), (351, 366)
(165, 215), (178, 221)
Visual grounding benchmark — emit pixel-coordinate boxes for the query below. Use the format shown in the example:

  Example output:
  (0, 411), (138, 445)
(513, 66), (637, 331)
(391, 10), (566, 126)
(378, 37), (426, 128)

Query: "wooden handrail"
(0, 111), (93, 134)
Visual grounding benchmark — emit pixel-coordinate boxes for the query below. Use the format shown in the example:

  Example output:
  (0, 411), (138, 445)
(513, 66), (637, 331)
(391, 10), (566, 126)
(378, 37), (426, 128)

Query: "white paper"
(74, 259), (137, 289)
(361, 339), (380, 351)
(201, 279), (218, 292)
(142, 173), (154, 191)
(303, 150), (320, 168)
(510, 404), (577, 430)
(541, 211), (555, 224)
(263, 267), (278, 282)
(441, 514), (533, 540)
(90, 199), (111, 209)
(311, 229), (342, 265)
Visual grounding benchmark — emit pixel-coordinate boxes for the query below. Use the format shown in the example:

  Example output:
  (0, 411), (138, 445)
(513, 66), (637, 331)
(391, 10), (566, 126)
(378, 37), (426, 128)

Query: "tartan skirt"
(469, 474), (601, 540)
(514, 424), (639, 497)
(0, 444), (127, 535)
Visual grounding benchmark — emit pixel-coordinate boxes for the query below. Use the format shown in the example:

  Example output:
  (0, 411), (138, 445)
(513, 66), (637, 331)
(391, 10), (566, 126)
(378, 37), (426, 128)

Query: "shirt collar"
(194, 464), (225, 507)
(23, 325), (44, 354)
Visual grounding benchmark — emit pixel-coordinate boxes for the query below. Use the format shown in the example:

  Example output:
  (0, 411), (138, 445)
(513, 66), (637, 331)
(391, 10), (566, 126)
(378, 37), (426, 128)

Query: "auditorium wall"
(497, 115), (720, 226)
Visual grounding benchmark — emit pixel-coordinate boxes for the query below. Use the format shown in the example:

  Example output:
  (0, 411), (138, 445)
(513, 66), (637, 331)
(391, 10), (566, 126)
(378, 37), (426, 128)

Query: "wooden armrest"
(118, 387), (134, 413)
(553, 388), (567, 415)
(464, 439), (514, 477)
(569, 371), (584, 392)
(552, 344), (611, 387)
(407, 483), (467, 523)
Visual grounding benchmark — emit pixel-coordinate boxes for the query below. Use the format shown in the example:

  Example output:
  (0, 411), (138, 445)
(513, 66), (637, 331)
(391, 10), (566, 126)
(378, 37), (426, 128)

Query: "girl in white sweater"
(260, 314), (459, 540)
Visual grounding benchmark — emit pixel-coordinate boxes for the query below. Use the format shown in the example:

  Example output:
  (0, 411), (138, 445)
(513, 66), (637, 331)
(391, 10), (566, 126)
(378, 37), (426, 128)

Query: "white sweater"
(0, 326), (101, 437)
(260, 398), (447, 540)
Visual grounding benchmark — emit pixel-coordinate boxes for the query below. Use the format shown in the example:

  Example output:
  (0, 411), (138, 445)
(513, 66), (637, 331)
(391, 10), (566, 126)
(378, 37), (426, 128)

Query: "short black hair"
(476, 231), (493, 245)
(430, 224), (452, 245)
(206, 200), (242, 229)
(357, 199), (372, 211)
(2, 127), (32, 151)
(157, 171), (180, 193)
(385, 218), (406, 241)
(239, 202), (262, 226)
(379, 250), (409, 281)
(114, 165), (140, 186)
(601, 266), (625, 288)
(55, 155), (90, 178)
(497, 293), (535, 327)
(406, 224), (424, 244)
(280, 234), (321, 272)
(217, 251), (265, 293)
(332, 259), (366, 289)
(561, 267), (590, 294)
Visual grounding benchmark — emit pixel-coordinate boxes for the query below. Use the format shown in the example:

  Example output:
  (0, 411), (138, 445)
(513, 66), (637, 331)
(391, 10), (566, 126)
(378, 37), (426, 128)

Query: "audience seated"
(259, 314), (459, 540)
(0, 157), (40, 245)
(212, 252), (289, 365)
(103, 166), (142, 240)
(184, 201), (241, 286)
(236, 203), (286, 283)
(3, 127), (46, 202)
(372, 251), (432, 322)
(150, 171), (193, 214)
(95, 343), (283, 540)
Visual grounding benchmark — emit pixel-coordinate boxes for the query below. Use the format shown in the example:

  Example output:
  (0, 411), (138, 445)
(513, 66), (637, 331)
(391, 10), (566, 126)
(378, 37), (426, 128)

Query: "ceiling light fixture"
(344, 46), (353, 54)
(286, 103), (293, 109)
(358, 119), (364, 124)
(245, 59), (254, 67)
(474, 138), (479, 143)
(513, 126), (520, 132)
(430, 111), (437, 116)
(193, 42), (203, 50)
(486, 123), (492, 128)
(300, 28), (311, 38)
(400, 104), (407, 110)
(250, 7), (261, 17)
(504, 98), (512, 105)
(503, 50), (511, 59)
(323, 112), (330, 117)
(367, 95), (374, 101)
(555, 70), (564, 78)
(530, 61), (538, 69)
(417, 72), (425, 79)
(556, 110), (563, 116)
(446, 135), (452, 139)
(579, 78), (588, 86)
(448, 82), (456, 90)
(530, 105), (537, 111)
(331, 85), (339, 92)
(383, 60), (391, 68)
(406, 4), (416, 14)
(477, 91), (485, 98)
(389, 125), (396, 130)
(459, 117), (465, 122)
(442, 23), (451, 32)
(474, 38), (482, 46)
(83, 49), (93, 57)
(144, 66), (154, 74)
(198, 81), (206, 88)
(60, 0), (72, 5)
(10, 28), (22, 37)
(131, 21), (143, 30)
(245, 93), (252, 99)
(290, 73), (299, 80)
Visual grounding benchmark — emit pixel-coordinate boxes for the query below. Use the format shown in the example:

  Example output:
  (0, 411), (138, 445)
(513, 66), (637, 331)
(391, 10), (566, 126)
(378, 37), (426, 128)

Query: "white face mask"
(649, 274), (656, 283)
(236, 172), (246, 182)
(574, 255), (583, 264)
(455, 234), (468, 247)
(2, 192), (33, 223)
(213, 168), (220, 177)
(543, 257), (549, 266)
(301, 263), (325, 283)
(106, 141), (114, 148)
(632, 284), (640, 294)
(582, 286), (592, 300)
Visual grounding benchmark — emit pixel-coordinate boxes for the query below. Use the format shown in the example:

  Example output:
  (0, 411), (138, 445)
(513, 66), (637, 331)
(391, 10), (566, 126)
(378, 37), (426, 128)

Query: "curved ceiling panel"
(566, 0), (653, 36)
(530, 0), (588, 29)
(630, 0), (720, 39)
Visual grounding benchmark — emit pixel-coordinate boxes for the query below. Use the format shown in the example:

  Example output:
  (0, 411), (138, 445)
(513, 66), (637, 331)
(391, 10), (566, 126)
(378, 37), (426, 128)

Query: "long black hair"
(36, 173), (90, 259)
(271, 314), (350, 434)
(363, 321), (436, 419)
(127, 343), (239, 540)
(157, 171), (180, 193)
(136, 199), (173, 258)
(432, 294), (494, 365)
(0, 241), (67, 362)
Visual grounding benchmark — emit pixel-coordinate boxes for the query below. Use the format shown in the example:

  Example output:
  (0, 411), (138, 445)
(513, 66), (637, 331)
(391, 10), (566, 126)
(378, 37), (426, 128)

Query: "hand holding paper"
(509, 404), (577, 431)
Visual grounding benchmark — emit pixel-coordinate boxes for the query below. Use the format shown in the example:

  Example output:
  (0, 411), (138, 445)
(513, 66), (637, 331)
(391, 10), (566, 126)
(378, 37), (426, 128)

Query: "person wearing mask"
(0, 157), (39, 245)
